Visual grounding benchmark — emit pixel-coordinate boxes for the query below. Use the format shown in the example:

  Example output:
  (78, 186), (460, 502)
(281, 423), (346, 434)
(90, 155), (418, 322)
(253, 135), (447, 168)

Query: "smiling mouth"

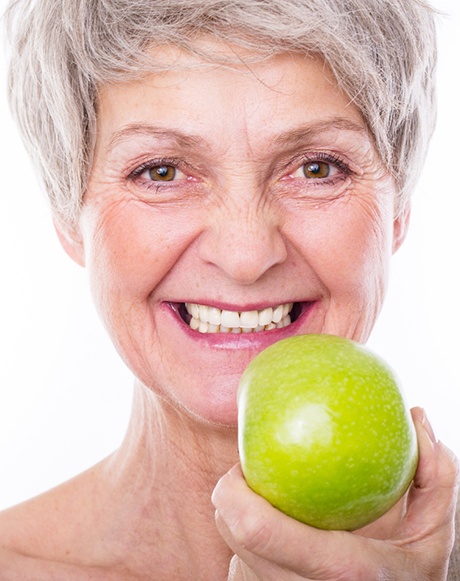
(178, 302), (302, 334)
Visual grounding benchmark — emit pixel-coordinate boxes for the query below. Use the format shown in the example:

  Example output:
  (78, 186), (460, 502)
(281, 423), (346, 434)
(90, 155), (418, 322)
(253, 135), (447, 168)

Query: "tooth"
(240, 310), (259, 328)
(258, 307), (273, 326)
(208, 307), (221, 325)
(282, 303), (291, 318)
(187, 303), (294, 333)
(221, 310), (240, 327)
(198, 321), (209, 333)
(199, 305), (209, 323)
(190, 317), (200, 330)
(276, 314), (291, 329)
(282, 314), (292, 327)
(272, 304), (284, 323)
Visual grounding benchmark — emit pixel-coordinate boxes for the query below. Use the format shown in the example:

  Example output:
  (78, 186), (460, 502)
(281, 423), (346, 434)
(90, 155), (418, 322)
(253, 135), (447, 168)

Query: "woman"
(1, 0), (458, 579)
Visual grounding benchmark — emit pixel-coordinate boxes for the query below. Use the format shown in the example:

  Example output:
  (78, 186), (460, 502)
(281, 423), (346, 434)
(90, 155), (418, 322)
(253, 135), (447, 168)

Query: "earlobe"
(53, 218), (86, 267)
(392, 202), (411, 254)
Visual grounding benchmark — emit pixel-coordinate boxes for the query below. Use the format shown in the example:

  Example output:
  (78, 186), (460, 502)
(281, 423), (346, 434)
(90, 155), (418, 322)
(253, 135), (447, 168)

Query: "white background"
(0, 0), (459, 510)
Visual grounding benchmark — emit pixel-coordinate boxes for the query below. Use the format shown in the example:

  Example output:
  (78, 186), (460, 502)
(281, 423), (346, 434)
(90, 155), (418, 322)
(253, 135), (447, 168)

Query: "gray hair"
(5, 0), (437, 226)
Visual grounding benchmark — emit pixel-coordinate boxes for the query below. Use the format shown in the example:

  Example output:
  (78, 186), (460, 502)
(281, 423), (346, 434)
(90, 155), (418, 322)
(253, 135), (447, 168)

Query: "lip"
(163, 300), (319, 351)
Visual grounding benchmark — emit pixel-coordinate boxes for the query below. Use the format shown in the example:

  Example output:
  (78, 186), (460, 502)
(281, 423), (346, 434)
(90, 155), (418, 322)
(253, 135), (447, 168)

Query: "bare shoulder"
(0, 546), (98, 581)
(0, 547), (137, 581)
(0, 466), (134, 580)
(0, 469), (94, 559)
(0, 497), (138, 580)
(0, 482), (85, 580)
(448, 491), (460, 581)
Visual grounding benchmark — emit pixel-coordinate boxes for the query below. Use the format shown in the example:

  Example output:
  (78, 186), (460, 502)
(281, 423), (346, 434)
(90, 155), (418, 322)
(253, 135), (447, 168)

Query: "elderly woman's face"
(69, 40), (408, 426)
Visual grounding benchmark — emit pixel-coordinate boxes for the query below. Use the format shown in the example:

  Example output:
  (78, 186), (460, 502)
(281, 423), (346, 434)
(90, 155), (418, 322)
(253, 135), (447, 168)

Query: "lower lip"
(163, 302), (318, 351)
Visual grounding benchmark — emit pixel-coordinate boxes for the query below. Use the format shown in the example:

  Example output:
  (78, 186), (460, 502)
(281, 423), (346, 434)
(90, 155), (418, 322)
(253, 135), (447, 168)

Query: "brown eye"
(303, 161), (331, 179)
(149, 165), (177, 181)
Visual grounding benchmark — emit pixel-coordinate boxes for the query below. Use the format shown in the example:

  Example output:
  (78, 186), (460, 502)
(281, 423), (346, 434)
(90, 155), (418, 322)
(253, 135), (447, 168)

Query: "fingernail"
(211, 482), (235, 531)
(211, 470), (233, 511)
(211, 478), (223, 509)
(211, 466), (243, 531)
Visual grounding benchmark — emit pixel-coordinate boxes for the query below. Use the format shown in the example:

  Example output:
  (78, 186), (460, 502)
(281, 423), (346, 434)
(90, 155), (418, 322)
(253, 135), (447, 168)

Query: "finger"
(400, 408), (459, 540)
(227, 554), (258, 581)
(355, 407), (459, 545)
(216, 513), (291, 581)
(212, 464), (379, 579)
(227, 555), (242, 580)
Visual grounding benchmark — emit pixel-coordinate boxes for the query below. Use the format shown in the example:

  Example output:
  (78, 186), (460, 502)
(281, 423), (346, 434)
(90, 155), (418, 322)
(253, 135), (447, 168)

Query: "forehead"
(95, 40), (368, 156)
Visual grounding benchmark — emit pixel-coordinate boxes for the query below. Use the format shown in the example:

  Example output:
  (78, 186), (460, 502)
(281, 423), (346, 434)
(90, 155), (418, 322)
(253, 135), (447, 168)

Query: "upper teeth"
(185, 303), (294, 334)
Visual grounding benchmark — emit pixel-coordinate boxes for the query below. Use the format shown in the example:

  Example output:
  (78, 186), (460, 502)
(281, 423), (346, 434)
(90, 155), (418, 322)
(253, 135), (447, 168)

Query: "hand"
(212, 408), (459, 581)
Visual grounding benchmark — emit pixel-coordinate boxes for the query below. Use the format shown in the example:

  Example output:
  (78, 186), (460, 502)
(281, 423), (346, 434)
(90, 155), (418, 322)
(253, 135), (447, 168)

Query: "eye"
(127, 157), (200, 200)
(303, 161), (335, 179)
(142, 164), (185, 182)
(290, 160), (339, 180)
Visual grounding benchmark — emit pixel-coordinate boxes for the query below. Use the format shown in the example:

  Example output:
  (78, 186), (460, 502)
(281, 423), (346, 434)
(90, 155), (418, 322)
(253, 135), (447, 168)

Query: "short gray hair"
(5, 0), (437, 226)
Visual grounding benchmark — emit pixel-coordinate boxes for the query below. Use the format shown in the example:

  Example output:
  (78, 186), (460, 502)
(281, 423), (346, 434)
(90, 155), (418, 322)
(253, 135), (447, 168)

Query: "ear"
(392, 202), (411, 254)
(53, 218), (86, 267)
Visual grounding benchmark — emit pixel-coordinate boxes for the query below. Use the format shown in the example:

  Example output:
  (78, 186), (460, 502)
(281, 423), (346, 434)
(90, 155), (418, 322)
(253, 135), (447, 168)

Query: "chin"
(144, 373), (241, 431)
(188, 405), (239, 431)
(181, 380), (241, 430)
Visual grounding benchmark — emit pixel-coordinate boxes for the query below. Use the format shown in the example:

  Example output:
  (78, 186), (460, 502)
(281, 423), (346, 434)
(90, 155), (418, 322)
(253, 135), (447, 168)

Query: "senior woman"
(1, 0), (459, 579)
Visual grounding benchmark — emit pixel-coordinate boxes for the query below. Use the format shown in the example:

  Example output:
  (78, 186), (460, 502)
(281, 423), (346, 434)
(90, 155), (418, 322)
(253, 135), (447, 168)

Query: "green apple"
(238, 334), (418, 530)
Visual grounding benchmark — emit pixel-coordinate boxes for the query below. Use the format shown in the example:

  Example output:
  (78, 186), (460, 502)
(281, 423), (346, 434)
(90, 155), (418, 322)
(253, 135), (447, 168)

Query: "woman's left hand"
(212, 408), (459, 581)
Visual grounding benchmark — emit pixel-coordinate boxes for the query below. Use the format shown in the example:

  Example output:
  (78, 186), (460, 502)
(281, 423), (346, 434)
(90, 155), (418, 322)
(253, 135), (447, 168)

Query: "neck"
(98, 381), (238, 578)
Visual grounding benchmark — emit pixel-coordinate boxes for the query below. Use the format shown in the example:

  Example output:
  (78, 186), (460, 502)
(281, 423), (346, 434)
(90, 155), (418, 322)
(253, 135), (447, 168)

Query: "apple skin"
(238, 334), (418, 531)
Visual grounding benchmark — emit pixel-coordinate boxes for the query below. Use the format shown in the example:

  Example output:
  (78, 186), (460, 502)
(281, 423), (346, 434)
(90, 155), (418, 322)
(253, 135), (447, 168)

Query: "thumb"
(212, 464), (377, 578)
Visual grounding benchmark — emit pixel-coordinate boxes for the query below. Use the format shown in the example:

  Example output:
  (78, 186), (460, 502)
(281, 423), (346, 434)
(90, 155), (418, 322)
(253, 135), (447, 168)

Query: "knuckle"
(233, 509), (276, 556)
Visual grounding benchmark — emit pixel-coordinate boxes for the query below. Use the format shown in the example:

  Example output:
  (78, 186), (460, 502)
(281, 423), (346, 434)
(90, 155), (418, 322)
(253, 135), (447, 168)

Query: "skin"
(0, 41), (458, 580)
(67, 44), (406, 428)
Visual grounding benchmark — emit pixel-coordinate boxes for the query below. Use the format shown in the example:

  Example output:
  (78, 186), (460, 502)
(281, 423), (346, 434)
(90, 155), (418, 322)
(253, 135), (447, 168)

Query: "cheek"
(334, 202), (393, 284)
(287, 194), (395, 295)
(81, 202), (199, 315)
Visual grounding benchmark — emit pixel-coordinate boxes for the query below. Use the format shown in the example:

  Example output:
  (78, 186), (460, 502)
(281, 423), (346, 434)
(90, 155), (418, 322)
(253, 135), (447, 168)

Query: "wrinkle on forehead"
(107, 125), (208, 156)
(96, 44), (368, 153)
(94, 43), (380, 193)
(106, 117), (368, 159)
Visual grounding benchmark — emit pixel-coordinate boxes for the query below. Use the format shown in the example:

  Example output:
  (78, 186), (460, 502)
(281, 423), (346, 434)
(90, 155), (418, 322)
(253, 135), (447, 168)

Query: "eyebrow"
(272, 117), (369, 148)
(107, 124), (208, 154)
(106, 116), (369, 154)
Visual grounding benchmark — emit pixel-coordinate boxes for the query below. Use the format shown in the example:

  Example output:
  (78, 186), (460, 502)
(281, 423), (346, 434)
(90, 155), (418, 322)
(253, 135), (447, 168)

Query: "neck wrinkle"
(96, 380), (239, 570)
(111, 379), (240, 488)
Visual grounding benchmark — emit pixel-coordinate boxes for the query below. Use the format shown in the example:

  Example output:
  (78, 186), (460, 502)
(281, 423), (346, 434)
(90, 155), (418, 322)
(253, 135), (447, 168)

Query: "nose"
(197, 198), (288, 285)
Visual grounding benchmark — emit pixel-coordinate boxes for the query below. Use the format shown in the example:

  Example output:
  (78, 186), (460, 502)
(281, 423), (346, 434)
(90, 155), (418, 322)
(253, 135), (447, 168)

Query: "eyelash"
(288, 152), (352, 182)
(128, 157), (185, 184)
(127, 151), (352, 191)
